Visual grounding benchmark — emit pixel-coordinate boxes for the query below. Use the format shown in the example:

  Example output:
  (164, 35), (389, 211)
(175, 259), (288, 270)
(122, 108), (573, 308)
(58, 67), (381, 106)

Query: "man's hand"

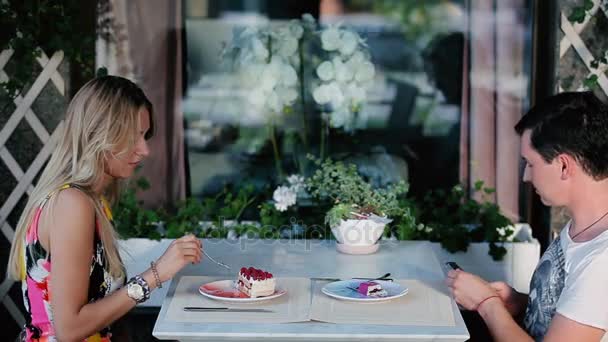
(489, 281), (528, 317)
(446, 269), (500, 311)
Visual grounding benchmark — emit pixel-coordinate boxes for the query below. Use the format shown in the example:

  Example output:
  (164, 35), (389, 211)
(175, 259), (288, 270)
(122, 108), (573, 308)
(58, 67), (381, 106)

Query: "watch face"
(128, 283), (144, 300)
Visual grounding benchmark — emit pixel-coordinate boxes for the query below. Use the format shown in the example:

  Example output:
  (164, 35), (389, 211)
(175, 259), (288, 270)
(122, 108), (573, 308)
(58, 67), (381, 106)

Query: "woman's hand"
(154, 234), (203, 282)
(446, 269), (500, 311)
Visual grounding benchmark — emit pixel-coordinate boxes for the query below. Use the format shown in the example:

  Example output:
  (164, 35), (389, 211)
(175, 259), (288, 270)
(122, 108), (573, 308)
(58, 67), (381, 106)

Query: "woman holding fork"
(7, 75), (203, 342)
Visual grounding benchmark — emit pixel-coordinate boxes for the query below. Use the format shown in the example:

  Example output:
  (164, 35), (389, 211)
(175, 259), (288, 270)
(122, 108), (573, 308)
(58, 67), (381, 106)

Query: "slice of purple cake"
(358, 281), (388, 297)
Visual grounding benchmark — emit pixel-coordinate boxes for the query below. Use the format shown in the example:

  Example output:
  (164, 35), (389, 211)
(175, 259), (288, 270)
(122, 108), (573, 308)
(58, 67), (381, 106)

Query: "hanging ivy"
(567, 0), (595, 24)
(0, 0), (106, 100)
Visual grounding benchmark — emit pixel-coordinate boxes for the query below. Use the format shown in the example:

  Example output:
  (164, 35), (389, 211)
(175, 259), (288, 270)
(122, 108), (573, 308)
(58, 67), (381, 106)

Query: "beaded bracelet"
(474, 295), (500, 311)
(150, 261), (163, 289)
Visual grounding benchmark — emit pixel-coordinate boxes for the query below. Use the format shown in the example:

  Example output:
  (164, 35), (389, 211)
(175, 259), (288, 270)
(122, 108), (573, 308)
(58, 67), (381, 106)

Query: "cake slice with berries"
(237, 267), (276, 298)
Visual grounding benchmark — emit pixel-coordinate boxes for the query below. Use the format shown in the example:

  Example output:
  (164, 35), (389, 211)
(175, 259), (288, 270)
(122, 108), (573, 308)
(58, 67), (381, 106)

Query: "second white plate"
(321, 279), (408, 302)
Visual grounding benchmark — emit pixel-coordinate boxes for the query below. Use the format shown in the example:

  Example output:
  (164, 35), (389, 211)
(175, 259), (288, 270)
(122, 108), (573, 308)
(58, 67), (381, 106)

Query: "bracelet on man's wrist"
(150, 261), (163, 289)
(475, 295), (500, 311)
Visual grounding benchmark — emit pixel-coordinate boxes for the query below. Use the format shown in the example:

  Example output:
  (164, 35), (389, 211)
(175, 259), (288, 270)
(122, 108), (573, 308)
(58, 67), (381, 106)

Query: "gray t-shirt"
(524, 222), (608, 341)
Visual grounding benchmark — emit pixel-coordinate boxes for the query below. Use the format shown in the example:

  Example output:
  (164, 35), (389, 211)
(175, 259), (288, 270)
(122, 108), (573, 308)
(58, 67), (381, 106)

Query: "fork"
(352, 272), (392, 281)
(201, 248), (231, 270)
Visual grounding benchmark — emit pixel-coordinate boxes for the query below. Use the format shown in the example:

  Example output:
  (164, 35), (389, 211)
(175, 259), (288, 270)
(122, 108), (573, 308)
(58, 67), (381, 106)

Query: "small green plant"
(162, 197), (207, 238)
(113, 177), (161, 240)
(305, 155), (408, 227)
(414, 181), (514, 260)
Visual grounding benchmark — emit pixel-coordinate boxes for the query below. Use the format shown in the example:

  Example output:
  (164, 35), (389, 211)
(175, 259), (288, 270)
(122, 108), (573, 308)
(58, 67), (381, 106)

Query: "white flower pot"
(331, 218), (388, 254)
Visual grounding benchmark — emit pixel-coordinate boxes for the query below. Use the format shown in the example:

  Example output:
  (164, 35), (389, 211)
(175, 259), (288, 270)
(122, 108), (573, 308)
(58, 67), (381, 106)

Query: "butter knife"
(184, 307), (274, 313)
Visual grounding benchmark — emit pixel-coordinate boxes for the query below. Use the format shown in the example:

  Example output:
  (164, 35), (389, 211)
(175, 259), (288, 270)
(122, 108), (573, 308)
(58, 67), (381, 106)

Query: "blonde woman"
(7, 76), (203, 342)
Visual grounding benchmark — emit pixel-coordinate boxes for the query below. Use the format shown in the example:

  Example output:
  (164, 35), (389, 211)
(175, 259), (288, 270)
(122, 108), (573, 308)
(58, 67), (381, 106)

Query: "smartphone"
(445, 261), (462, 270)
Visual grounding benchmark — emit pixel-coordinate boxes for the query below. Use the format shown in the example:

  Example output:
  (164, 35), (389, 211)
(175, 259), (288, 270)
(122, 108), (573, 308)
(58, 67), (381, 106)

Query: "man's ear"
(558, 154), (574, 180)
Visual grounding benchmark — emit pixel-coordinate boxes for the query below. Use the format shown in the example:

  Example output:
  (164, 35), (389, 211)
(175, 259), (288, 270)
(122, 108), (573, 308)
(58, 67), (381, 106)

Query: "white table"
(152, 239), (470, 341)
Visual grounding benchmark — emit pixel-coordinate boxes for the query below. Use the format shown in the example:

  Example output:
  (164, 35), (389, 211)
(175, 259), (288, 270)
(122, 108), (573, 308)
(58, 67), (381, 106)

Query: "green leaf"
(584, 0), (594, 11)
(568, 7), (587, 23)
(583, 74), (599, 89)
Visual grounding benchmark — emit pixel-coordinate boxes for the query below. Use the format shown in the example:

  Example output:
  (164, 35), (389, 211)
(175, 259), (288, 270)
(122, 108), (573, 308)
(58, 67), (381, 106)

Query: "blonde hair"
(8, 76), (154, 280)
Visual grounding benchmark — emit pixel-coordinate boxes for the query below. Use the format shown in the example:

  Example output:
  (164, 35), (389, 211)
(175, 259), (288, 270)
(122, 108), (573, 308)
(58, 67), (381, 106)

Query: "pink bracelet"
(474, 295), (500, 311)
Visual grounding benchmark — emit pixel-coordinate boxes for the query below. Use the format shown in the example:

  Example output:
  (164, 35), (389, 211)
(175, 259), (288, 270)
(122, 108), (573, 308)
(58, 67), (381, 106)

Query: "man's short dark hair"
(515, 91), (608, 180)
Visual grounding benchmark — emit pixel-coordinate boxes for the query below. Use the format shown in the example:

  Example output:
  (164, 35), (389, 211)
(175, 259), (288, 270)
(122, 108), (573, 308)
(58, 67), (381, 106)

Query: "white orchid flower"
(251, 38), (269, 61)
(260, 70), (278, 91)
(266, 91), (282, 113)
(242, 64), (262, 85)
(339, 30), (359, 56)
(316, 61), (335, 81)
(276, 87), (298, 104)
(288, 20), (304, 39)
(321, 27), (341, 51)
(355, 61), (375, 82)
(281, 64), (298, 86)
(333, 57), (353, 83)
(312, 84), (331, 105)
(345, 83), (366, 103)
(248, 88), (266, 107)
(302, 13), (315, 24)
(329, 108), (351, 128)
(277, 37), (298, 58)
(326, 81), (345, 109)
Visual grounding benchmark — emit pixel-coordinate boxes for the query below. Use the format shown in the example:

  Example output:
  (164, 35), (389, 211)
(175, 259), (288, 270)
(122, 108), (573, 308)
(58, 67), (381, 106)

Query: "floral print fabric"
(20, 184), (123, 341)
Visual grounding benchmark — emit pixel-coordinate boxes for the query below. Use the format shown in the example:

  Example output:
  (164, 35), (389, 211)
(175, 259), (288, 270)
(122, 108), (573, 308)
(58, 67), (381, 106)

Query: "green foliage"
(259, 202), (289, 228)
(162, 198), (207, 238)
(368, 0), (452, 45)
(1, 1), (97, 99)
(590, 57), (607, 69)
(217, 184), (258, 222)
(567, 0), (594, 24)
(390, 206), (423, 240)
(416, 181), (514, 260)
(113, 177), (161, 240)
(305, 155), (408, 226)
(325, 203), (356, 228)
(583, 74), (599, 90)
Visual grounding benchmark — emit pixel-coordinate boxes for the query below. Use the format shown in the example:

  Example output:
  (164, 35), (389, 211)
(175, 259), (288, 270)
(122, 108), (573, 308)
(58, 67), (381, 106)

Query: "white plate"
(199, 280), (286, 303)
(321, 279), (408, 302)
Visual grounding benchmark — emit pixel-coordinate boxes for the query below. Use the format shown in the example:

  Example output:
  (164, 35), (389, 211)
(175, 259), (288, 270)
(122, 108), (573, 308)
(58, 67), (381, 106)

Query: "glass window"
(184, 0), (468, 206)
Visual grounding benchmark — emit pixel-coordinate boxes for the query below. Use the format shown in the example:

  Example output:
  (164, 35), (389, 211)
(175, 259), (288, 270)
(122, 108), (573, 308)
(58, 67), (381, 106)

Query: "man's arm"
(543, 314), (605, 342)
(477, 297), (534, 342)
(489, 281), (529, 317)
(479, 299), (605, 342)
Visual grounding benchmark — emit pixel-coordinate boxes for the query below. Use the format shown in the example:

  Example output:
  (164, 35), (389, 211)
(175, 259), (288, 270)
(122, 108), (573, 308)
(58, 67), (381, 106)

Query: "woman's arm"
(47, 189), (201, 342)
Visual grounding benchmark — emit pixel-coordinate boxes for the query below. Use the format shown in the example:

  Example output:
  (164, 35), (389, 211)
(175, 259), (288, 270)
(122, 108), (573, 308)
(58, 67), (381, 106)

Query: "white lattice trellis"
(0, 48), (66, 330)
(559, 0), (608, 96)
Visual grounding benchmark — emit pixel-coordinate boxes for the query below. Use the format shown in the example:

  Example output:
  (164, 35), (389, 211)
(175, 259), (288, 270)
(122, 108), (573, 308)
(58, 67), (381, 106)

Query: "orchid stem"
(268, 122), (285, 179)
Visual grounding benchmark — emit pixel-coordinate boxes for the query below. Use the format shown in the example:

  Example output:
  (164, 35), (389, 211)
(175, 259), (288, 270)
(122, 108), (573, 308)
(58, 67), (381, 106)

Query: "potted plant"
(305, 156), (407, 254)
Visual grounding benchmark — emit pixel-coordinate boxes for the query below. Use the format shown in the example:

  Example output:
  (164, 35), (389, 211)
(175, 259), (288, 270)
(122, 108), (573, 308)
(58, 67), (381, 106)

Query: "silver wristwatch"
(126, 275), (150, 303)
